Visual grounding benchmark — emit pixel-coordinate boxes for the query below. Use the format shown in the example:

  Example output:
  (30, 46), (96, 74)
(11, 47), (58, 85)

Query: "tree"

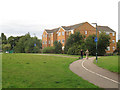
(2, 44), (11, 52)
(64, 32), (85, 54)
(97, 32), (110, 55)
(85, 34), (96, 55)
(85, 32), (110, 56)
(117, 40), (120, 55)
(1, 33), (7, 44)
(54, 41), (62, 54)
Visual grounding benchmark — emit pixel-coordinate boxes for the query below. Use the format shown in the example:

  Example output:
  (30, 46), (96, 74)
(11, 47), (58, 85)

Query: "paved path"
(69, 57), (119, 89)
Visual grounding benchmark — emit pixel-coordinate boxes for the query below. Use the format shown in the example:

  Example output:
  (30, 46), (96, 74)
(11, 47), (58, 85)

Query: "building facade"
(42, 22), (116, 53)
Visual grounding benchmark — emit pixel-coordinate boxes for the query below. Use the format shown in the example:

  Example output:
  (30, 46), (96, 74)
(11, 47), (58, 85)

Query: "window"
(49, 34), (50, 37)
(106, 32), (109, 35)
(43, 35), (44, 37)
(62, 39), (64, 43)
(45, 41), (47, 44)
(112, 40), (115, 43)
(62, 46), (64, 50)
(62, 31), (64, 35)
(58, 32), (61, 36)
(107, 47), (110, 51)
(99, 31), (101, 34)
(45, 35), (47, 37)
(85, 31), (87, 34)
(71, 30), (73, 34)
(43, 41), (44, 44)
(49, 41), (50, 44)
(113, 46), (115, 50)
(58, 40), (61, 42)
(113, 32), (115, 36)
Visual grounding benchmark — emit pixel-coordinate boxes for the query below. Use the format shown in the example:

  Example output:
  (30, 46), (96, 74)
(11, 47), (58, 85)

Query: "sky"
(0, 0), (119, 41)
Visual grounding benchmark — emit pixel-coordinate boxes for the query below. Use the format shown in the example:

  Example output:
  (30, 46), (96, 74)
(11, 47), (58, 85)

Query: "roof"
(61, 22), (85, 30)
(44, 22), (86, 33)
(45, 28), (60, 33)
(97, 26), (115, 32)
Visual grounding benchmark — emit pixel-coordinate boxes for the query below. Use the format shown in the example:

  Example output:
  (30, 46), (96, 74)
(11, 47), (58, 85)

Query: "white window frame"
(113, 46), (115, 51)
(71, 30), (74, 34)
(62, 31), (64, 36)
(58, 32), (61, 36)
(45, 41), (47, 44)
(49, 41), (50, 44)
(107, 47), (110, 51)
(62, 39), (64, 43)
(112, 40), (115, 43)
(58, 40), (61, 42)
(85, 31), (87, 34)
(112, 32), (115, 36)
(99, 31), (101, 34)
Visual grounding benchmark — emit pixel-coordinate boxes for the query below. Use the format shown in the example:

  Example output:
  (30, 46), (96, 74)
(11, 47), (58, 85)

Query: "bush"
(104, 53), (113, 56)
(42, 47), (55, 53)
(67, 44), (86, 55)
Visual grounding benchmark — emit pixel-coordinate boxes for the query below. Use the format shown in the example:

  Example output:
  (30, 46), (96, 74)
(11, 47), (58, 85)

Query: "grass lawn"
(35, 53), (90, 58)
(2, 53), (99, 88)
(94, 56), (118, 73)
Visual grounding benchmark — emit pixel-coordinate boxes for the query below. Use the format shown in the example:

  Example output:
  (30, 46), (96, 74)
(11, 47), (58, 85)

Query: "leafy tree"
(85, 34), (96, 55)
(64, 32), (85, 54)
(97, 32), (110, 55)
(54, 41), (62, 54)
(85, 32), (110, 56)
(2, 44), (11, 52)
(1, 33), (7, 44)
(117, 40), (120, 55)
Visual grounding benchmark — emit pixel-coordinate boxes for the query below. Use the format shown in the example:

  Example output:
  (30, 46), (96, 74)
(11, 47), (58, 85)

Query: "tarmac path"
(69, 57), (119, 89)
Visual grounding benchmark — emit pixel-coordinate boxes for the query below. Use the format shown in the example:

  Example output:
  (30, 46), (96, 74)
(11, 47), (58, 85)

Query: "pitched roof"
(97, 26), (115, 32)
(61, 22), (85, 30)
(45, 28), (60, 33)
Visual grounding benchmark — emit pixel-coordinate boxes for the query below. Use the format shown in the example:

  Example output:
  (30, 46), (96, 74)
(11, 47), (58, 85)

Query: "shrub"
(42, 47), (55, 53)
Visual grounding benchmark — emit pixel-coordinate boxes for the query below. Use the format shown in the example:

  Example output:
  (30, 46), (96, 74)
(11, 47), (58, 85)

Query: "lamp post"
(92, 23), (98, 63)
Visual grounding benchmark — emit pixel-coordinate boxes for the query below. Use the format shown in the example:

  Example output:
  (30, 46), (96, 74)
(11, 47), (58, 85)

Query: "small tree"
(54, 41), (62, 54)
(2, 44), (11, 52)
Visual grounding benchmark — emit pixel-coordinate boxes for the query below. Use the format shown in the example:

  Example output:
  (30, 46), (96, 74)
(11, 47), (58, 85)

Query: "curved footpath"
(69, 57), (119, 88)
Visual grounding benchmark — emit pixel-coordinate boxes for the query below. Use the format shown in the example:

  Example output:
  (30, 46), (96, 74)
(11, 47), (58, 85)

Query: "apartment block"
(42, 22), (116, 53)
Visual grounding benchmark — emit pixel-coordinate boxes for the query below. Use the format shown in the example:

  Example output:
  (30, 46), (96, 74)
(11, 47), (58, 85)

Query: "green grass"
(36, 53), (90, 58)
(94, 56), (118, 73)
(2, 53), (99, 88)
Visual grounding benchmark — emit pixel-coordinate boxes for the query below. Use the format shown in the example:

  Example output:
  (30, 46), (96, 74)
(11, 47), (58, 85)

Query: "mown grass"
(94, 56), (118, 73)
(2, 53), (99, 88)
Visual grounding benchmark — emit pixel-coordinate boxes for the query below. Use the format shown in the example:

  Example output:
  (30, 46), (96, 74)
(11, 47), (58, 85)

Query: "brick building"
(42, 22), (116, 53)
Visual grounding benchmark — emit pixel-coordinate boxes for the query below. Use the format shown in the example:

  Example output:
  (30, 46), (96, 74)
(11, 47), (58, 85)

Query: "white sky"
(0, 0), (119, 41)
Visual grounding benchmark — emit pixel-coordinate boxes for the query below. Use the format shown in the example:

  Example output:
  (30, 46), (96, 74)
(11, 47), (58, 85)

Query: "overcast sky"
(0, 0), (119, 41)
